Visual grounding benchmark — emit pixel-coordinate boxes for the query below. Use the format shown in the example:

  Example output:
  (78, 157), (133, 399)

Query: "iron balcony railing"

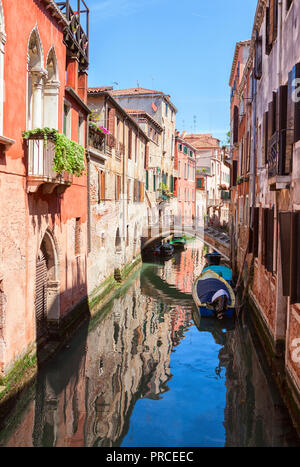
(268, 130), (293, 179)
(89, 124), (105, 153)
(27, 134), (73, 192)
(56, 1), (89, 70)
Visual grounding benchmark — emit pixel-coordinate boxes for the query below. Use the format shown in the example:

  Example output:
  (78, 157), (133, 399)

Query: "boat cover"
(192, 270), (235, 308)
(202, 266), (232, 282)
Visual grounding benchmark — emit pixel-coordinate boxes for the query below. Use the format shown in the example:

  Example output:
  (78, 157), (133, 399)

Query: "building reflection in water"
(0, 240), (299, 447)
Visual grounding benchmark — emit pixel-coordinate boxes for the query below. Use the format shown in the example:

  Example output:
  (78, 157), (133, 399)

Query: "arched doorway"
(35, 230), (60, 341)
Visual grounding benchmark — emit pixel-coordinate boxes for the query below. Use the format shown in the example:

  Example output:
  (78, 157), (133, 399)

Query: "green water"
(0, 240), (299, 447)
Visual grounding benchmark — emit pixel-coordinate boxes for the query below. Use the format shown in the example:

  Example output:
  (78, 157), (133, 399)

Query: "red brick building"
(0, 0), (89, 375)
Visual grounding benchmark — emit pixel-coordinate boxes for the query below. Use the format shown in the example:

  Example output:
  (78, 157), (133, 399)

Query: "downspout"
(86, 113), (91, 254)
(123, 117), (127, 265)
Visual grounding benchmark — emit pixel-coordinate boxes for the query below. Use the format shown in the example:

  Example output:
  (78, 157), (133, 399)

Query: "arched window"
(44, 47), (60, 129)
(0, 1), (5, 135)
(27, 27), (44, 130)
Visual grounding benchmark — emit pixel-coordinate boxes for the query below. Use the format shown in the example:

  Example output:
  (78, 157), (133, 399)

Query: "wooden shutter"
(294, 63), (300, 143)
(232, 160), (238, 186)
(279, 212), (292, 297)
(269, 0), (275, 44)
(253, 207), (260, 258)
(35, 250), (48, 340)
(233, 106), (239, 144)
(128, 128), (132, 159)
(265, 6), (271, 55)
(277, 86), (288, 175)
(262, 208), (268, 266)
(266, 208), (274, 272)
(101, 171), (105, 201)
(249, 207), (254, 253)
(263, 111), (269, 165)
(291, 212), (300, 304)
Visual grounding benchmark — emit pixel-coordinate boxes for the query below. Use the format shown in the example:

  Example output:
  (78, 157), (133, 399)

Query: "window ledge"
(0, 135), (16, 149)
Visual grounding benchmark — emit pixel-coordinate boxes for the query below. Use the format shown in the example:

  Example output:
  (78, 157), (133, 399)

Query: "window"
(146, 170), (149, 190)
(115, 175), (121, 201)
(183, 146), (188, 154)
(63, 101), (71, 138)
(178, 144), (182, 152)
(98, 170), (105, 203)
(128, 128), (132, 159)
(178, 161), (181, 177)
(78, 114), (84, 146)
(165, 102), (168, 117)
(287, 0), (293, 11)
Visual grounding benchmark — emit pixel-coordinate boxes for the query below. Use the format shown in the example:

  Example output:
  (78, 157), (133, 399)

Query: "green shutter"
(153, 174), (156, 192)
(146, 170), (149, 190)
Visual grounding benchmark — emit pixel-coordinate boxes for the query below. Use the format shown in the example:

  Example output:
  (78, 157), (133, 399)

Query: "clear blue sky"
(85, 0), (257, 144)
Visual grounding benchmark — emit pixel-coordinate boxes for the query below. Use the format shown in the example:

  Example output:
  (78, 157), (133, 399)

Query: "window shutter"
(294, 63), (300, 143)
(291, 212), (300, 304)
(232, 160), (238, 186)
(265, 7), (271, 55)
(286, 68), (296, 174)
(233, 106), (239, 144)
(263, 111), (269, 165)
(269, 0), (275, 44)
(254, 35), (263, 80)
(262, 208), (269, 266)
(128, 129), (132, 159)
(249, 207), (254, 253)
(279, 212), (292, 297)
(253, 207), (260, 258)
(278, 85), (288, 175)
(266, 208), (274, 273)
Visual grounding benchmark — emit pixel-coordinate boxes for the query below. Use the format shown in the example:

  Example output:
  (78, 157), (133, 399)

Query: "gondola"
(192, 264), (236, 320)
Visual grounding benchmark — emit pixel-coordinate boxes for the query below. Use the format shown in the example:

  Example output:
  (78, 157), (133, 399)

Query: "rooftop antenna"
(137, 80), (140, 88)
(193, 115), (197, 133)
(113, 81), (119, 89)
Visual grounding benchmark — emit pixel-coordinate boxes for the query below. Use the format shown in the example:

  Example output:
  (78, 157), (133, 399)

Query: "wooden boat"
(154, 242), (174, 259)
(192, 266), (236, 319)
(205, 252), (222, 266)
(170, 235), (186, 249)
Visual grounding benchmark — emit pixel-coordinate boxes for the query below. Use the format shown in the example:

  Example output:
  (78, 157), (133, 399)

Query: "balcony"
(26, 134), (73, 194)
(89, 124), (105, 154)
(268, 131), (292, 191)
(56, 1), (89, 70)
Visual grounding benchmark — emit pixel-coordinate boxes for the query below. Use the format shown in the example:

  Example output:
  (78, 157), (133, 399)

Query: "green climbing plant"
(23, 127), (85, 177)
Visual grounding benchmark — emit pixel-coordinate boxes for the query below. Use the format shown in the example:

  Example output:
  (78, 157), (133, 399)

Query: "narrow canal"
(0, 240), (299, 447)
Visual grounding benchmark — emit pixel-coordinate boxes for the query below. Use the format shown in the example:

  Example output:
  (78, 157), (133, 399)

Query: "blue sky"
(85, 0), (257, 144)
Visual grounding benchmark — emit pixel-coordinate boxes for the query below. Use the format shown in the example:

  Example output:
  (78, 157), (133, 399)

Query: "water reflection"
(0, 240), (299, 447)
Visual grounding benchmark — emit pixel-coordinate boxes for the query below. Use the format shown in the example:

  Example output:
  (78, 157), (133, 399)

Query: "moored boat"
(170, 235), (187, 249)
(192, 266), (235, 320)
(154, 242), (174, 259)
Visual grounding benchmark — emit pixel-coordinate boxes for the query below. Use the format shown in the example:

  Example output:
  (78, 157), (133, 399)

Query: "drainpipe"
(251, 61), (257, 232)
(277, 0), (283, 89)
(86, 113), (91, 254)
(123, 117), (127, 265)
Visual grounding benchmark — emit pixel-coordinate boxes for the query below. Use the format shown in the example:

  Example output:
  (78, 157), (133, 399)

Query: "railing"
(56, 1), (89, 70)
(27, 134), (73, 193)
(268, 130), (293, 179)
(268, 131), (280, 179)
(89, 125), (105, 153)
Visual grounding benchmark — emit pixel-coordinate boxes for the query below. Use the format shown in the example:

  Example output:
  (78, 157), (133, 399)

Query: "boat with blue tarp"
(192, 258), (236, 320)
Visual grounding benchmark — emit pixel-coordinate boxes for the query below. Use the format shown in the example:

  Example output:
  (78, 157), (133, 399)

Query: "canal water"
(0, 240), (299, 447)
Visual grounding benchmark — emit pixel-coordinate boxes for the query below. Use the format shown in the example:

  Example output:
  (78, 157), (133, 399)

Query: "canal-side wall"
(0, 252), (143, 411)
